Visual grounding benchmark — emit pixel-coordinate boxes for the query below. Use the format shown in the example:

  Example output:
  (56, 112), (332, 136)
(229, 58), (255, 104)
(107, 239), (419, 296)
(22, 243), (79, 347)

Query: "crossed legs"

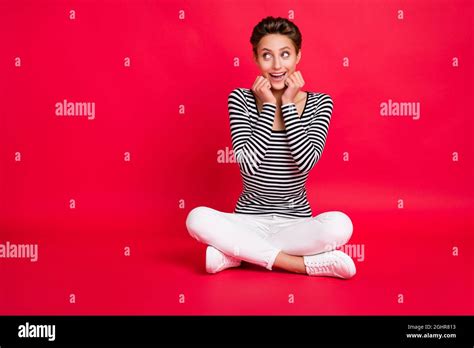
(186, 206), (353, 274)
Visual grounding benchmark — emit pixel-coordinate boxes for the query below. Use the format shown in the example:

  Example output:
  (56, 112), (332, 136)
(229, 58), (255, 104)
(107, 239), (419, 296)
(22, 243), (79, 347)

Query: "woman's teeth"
(269, 72), (286, 81)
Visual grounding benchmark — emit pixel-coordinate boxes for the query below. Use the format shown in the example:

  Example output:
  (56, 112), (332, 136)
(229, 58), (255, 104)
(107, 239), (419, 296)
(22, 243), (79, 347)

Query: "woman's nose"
(273, 58), (283, 70)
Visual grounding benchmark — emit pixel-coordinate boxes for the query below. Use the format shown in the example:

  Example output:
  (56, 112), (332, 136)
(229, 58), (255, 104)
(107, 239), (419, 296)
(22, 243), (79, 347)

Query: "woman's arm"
(228, 89), (277, 176)
(281, 93), (334, 174)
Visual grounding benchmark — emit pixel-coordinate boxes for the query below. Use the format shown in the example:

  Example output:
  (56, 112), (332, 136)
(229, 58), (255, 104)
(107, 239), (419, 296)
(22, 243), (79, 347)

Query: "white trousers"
(186, 206), (354, 271)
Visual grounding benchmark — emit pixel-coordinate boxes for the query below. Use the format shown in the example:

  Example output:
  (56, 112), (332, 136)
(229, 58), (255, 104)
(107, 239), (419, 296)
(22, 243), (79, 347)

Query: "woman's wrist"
(281, 98), (294, 105)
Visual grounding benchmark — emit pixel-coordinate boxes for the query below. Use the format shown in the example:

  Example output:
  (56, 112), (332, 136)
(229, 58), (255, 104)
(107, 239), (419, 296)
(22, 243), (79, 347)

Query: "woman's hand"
(252, 75), (277, 105)
(281, 71), (305, 104)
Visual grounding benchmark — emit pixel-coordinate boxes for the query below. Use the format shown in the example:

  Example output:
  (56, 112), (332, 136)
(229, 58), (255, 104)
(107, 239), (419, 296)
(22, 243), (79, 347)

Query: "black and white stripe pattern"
(227, 88), (333, 218)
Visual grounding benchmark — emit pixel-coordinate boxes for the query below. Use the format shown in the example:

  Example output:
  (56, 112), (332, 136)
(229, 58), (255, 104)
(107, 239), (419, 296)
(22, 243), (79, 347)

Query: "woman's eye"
(263, 51), (290, 59)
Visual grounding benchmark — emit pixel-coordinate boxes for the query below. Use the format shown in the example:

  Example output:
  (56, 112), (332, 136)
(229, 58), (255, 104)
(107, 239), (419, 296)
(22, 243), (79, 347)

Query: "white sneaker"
(205, 246), (242, 274)
(303, 250), (356, 279)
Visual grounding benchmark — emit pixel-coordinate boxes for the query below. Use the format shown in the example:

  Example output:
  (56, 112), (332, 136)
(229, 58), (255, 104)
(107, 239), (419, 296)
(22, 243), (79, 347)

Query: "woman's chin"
(270, 82), (286, 90)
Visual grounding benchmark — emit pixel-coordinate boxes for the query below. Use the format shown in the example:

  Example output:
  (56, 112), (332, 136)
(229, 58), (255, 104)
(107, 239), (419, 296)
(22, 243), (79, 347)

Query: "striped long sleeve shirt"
(227, 87), (334, 219)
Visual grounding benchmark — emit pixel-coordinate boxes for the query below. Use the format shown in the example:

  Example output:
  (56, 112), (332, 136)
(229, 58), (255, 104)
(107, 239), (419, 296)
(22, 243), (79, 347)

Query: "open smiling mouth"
(269, 72), (287, 81)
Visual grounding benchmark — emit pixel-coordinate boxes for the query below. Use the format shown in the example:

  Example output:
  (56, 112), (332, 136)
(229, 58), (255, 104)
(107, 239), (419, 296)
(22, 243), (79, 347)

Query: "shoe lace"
(308, 259), (338, 273)
(222, 254), (239, 266)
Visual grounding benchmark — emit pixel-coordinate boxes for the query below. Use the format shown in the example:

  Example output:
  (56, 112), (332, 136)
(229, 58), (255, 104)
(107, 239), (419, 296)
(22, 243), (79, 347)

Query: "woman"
(186, 16), (356, 279)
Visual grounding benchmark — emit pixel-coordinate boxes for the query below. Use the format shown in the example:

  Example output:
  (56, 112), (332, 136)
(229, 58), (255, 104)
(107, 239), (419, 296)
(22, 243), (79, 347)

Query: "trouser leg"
(186, 206), (282, 270)
(265, 211), (354, 256)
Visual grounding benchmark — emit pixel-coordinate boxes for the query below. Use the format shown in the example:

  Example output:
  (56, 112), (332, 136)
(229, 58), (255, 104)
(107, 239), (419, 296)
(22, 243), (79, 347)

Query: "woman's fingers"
(295, 71), (305, 87)
(285, 73), (296, 87)
(251, 76), (261, 90)
(252, 75), (276, 104)
(254, 76), (267, 91)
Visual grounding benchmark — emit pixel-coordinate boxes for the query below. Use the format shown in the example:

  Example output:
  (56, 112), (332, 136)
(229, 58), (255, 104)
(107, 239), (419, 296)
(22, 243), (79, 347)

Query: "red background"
(0, 0), (473, 315)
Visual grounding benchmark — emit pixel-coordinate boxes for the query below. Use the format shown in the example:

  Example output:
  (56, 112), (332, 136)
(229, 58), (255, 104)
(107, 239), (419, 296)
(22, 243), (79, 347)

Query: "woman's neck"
(272, 89), (304, 104)
(272, 88), (285, 102)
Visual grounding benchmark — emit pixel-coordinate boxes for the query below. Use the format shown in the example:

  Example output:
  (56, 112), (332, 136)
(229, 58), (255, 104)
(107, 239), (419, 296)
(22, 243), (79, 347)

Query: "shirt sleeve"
(281, 93), (334, 174)
(228, 88), (277, 176)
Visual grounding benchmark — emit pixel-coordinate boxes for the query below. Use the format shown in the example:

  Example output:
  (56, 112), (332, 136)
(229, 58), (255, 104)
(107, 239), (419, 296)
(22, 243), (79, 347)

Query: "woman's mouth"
(269, 72), (287, 82)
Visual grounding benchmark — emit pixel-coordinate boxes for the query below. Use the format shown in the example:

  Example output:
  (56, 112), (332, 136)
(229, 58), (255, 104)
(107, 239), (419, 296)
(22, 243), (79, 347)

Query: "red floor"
(1, 206), (472, 315)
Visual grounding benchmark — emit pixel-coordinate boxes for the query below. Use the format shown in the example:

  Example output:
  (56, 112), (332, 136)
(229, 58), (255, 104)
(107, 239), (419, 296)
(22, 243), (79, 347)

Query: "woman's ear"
(296, 50), (302, 65)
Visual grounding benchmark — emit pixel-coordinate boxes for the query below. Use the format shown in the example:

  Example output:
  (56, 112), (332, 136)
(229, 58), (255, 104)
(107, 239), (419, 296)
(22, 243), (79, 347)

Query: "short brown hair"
(250, 16), (302, 58)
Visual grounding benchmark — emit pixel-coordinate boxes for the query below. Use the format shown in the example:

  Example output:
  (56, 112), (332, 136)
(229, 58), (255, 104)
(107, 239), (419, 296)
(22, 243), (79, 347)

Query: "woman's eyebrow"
(262, 46), (291, 51)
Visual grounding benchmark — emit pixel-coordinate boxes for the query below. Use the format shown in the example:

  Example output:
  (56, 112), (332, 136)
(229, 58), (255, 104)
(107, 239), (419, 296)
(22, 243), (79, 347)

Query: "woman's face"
(254, 34), (301, 90)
